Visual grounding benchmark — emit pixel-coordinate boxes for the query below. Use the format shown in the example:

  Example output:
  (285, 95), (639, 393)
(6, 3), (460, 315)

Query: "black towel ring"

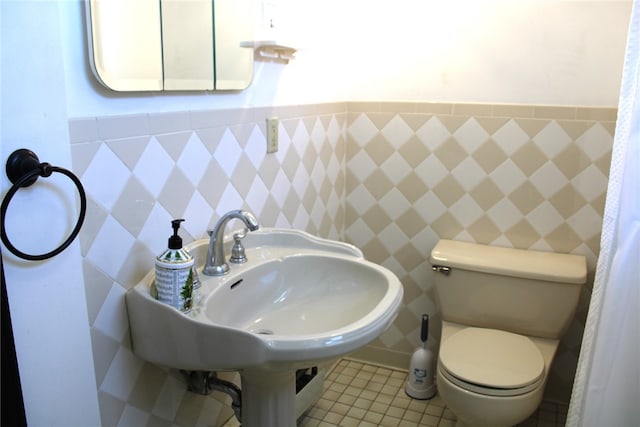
(1, 149), (87, 261)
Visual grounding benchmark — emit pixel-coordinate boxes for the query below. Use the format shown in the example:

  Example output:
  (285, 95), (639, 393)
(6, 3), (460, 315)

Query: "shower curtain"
(567, 1), (640, 426)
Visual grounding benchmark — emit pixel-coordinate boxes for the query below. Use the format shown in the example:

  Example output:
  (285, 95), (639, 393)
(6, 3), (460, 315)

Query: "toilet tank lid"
(430, 240), (587, 284)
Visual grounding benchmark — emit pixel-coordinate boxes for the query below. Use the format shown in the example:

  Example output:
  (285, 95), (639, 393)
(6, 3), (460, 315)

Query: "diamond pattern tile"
(69, 102), (615, 425)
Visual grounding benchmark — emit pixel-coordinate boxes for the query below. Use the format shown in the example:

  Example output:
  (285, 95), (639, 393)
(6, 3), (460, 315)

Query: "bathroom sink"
(126, 228), (403, 372)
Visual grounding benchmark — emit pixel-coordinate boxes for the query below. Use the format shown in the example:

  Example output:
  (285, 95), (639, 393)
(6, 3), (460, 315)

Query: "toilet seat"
(439, 327), (545, 397)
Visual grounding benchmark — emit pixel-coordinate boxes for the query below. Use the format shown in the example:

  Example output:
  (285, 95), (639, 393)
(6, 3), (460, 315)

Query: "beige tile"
(505, 219), (540, 248)
(452, 103), (493, 117)
(492, 104), (535, 118)
(432, 176), (465, 208)
(575, 107), (618, 121)
(510, 143), (548, 176)
(365, 134), (395, 166)
(548, 184), (587, 218)
(533, 105), (577, 120)
(545, 223), (583, 253)
(363, 170), (394, 199)
(433, 139), (467, 170)
(413, 102), (454, 115)
(470, 178), (504, 211)
(552, 145), (592, 180)
(398, 137), (432, 168)
(472, 139), (508, 173)
(509, 182), (545, 215)
(467, 215), (501, 244)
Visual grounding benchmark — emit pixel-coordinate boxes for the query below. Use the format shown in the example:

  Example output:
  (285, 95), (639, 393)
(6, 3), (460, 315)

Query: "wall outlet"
(266, 117), (279, 153)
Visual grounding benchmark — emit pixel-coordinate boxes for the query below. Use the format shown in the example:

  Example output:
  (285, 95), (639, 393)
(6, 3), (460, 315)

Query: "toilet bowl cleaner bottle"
(405, 314), (437, 399)
(155, 219), (194, 313)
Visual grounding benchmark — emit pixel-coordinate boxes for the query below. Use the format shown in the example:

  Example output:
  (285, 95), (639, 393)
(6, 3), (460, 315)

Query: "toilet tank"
(430, 240), (587, 339)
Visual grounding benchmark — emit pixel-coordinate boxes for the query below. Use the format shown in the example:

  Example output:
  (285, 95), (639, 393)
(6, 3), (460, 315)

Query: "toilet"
(430, 240), (586, 427)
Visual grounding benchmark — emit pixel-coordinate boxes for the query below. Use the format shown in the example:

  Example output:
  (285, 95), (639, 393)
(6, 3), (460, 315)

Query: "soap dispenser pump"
(405, 314), (437, 399)
(155, 219), (194, 313)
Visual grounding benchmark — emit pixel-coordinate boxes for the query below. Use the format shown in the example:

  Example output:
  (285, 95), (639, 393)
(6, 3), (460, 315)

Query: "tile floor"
(224, 357), (569, 427)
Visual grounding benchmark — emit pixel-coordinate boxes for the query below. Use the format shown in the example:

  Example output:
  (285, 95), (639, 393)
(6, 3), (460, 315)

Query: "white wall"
(0, 0), (631, 424)
(1, 2), (101, 425)
(62, 0), (631, 119)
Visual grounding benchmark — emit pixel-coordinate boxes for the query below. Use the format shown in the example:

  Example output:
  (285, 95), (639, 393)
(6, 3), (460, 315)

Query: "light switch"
(266, 117), (279, 153)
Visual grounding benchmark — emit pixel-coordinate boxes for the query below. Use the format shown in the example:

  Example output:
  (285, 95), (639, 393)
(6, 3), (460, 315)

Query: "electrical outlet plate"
(266, 117), (279, 153)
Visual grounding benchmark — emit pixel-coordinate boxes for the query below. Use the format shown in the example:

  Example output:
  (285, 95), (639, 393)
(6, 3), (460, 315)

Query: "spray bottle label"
(155, 265), (194, 312)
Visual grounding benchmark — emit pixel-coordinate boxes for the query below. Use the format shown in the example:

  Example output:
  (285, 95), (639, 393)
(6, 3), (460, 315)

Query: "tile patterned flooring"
(297, 358), (569, 427)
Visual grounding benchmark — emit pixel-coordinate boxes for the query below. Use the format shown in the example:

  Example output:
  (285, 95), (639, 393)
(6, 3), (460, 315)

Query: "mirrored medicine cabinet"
(86, 0), (254, 92)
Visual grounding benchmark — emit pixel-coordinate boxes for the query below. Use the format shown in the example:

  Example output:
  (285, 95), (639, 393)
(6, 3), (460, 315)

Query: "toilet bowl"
(436, 321), (559, 427)
(430, 240), (586, 427)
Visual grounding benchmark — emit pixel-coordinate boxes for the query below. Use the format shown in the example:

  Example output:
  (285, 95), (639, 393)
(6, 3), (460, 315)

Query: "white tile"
(87, 216), (136, 278)
(292, 164), (311, 199)
(378, 223), (408, 254)
(100, 347), (144, 401)
(491, 119), (530, 156)
(379, 188), (411, 220)
(348, 114), (379, 147)
(571, 165), (608, 202)
(151, 375), (187, 421)
(292, 206), (311, 230)
(345, 218), (375, 248)
(346, 184), (376, 215)
(182, 191), (215, 239)
(82, 144), (131, 211)
(577, 123), (613, 161)
(415, 155), (448, 188)
(453, 118), (489, 154)
(292, 121), (311, 158)
(451, 157), (486, 191)
(526, 201), (565, 236)
(530, 162), (567, 198)
(311, 160), (327, 191)
(137, 203), (175, 253)
(566, 205), (603, 240)
(117, 404), (150, 427)
(311, 118), (327, 152)
(533, 121), (572, 158)
(245, 176), (270, 217)
(177, 133), (211, 186)
(271, 169), (292, 208)
(93, 283), (129, 343)
(347, 150), (377, 183)
(215, 184), (244, 217)
(489, 159), (528, 195)
(382, 115), (413, 149)
(214, 129), (243, 178)
(449, 195), (484, 228)
(380, 152), (412, 185)
(244, 125), (268, 168)
(133, 137), (175, 198)
(414, 192), (447, 224)
(416, 117), (451, 151)
(487, 198), (523, 232)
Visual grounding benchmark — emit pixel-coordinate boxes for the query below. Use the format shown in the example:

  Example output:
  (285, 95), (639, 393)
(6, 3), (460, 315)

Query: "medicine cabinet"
(85, 0), (254, 91)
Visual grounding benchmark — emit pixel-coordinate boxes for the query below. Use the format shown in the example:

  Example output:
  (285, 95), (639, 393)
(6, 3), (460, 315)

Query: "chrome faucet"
(203, 210), (259, 276)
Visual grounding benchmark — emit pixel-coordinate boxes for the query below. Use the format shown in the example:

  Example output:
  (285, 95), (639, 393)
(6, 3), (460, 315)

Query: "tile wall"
(69, 101), (615, 425)
(69, 103), (347, 426)
(344, 102), (615, 404)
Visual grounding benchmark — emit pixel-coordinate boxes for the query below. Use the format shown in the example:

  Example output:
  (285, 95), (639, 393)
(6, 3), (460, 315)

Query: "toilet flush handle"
(432, 265), (451, 275)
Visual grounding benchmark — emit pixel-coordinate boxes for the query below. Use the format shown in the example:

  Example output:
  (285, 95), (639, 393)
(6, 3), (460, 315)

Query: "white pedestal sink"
(126, 228), (403, 427)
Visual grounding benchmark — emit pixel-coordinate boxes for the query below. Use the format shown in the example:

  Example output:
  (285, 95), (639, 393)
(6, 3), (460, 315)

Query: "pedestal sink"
(126, 228), (403, 427)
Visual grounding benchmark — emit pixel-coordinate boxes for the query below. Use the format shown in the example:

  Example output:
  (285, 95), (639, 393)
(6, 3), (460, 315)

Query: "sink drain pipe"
(181, 370), (242, 423)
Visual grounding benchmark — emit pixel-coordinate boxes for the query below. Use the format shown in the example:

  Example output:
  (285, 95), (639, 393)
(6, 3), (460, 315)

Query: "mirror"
(86, 0), (254, 92)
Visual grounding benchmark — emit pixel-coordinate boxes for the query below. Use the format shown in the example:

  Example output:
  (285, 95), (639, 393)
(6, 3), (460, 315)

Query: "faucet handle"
(229, 229), (248, 264)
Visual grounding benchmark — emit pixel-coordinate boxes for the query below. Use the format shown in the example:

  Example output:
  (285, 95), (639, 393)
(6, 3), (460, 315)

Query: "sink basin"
(125, 228), (403, 426)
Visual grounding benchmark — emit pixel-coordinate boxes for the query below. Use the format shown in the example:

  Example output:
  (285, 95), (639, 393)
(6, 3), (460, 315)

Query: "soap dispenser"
(155, 219), (194, 313)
